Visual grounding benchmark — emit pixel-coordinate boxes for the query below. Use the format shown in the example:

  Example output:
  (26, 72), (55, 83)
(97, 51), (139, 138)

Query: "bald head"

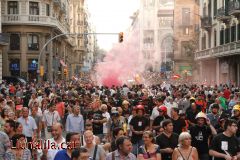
(52, 122), (63, 140)
(84, 130), (94, 145)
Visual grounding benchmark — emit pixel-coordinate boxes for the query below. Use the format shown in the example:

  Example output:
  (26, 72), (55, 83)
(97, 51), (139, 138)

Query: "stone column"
(2, 45), (8, 76)
(216, 58), (220, 85)
(20, 33), (28, 80)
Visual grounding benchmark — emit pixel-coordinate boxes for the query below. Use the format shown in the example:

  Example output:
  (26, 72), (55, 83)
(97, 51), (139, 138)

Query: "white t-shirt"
(102, 112), (110, 134)
(150, 106), (159, 120)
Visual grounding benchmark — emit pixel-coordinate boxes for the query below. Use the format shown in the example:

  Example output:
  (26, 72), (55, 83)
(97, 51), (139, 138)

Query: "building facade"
(173, 0), (200, 79)
(139, 0), (174, 72)
(1, 0), (75, 81)
(195, 0), (240, 86)
(69, 0), (85, 77)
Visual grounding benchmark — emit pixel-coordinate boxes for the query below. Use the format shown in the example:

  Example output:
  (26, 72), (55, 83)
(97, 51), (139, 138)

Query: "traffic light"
(40, 66), (44, 77)
(119, 32), (123, 43)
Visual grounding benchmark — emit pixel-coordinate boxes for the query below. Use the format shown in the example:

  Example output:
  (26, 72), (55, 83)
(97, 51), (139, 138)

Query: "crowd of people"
(0, 78), (239, 160)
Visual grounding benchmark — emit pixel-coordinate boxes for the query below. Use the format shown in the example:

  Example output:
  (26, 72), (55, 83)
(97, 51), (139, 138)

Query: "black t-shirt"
(130, 116), (149, 144)
(210, 133), (240, 160)
(186, 109), (200, 124)
(92, 110), (105, 135)
(171, 117), (186, 135)
(156, 133), (179, 160)
(189, 125), (212, 154)
(153, 116), (164, 127)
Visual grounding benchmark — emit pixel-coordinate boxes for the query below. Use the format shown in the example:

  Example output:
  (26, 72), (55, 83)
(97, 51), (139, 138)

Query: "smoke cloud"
(95, 29), (144, 87)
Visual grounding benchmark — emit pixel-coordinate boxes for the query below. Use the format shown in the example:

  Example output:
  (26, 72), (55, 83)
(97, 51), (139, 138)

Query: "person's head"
(15, 121), (23, 134)
(48, 102), (56, 112)
(73, 106), (80, 115)
(52, 123), (63, 140)
(136, 105), (144, 117)
(233, 105), (240, 117)
(131, 107), (137, 116)
(8, 111), (15, 120)
(158, 106), (167, 116)
(171, 107), (179, 118)
(100, 104), (108, 113)
(84, 130), (94, 145)
(162, 119), (173, 133)
(31, 105), (38, 116)
(85, 123), (93, 131)
(191, 103), (197, 110)
(11, 134), (26, 149)
(224, 119), (238, 135)
(210, 103), (218, 113)
(155, 96), (163, 106)
(178, 132), (192, 147)
(1, 108), (9, 119)
(116, 136), (132, 156)
(113, 127), (124, 139)
(66, 132), (80, 149)
(118, 107), (123, 116)
(71, 147), (90, 160)
(142, 131), (155, 145)
(4, 119), (15, 134)
(122, 100), (129, 108)
(22, 107), (29, 118)
(195, 112), (207, 126)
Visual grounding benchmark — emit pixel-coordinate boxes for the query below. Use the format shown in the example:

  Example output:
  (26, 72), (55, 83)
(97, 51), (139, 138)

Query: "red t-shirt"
(56, 102), (65, 117)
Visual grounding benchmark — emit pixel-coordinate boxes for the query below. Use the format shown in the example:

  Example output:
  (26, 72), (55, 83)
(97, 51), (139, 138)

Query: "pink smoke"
(95, 30), (142, 87)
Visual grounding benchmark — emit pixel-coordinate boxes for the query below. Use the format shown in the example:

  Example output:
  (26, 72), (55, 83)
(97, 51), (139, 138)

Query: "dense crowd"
(0, 78), (239, 160)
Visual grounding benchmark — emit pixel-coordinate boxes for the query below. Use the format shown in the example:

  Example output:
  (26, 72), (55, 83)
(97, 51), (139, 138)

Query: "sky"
(87, 0), (139, 51)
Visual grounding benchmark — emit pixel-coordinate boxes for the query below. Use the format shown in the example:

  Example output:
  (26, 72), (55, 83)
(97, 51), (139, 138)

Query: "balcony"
(228, 0), (240, 16)
(0, 33), (9, 45)
(2, 14), (69, 34)
(216, 7), (231, 23)
(195, 40), (240, 60)
(201, 16), (212, 31)
(53, 0), (61, 7)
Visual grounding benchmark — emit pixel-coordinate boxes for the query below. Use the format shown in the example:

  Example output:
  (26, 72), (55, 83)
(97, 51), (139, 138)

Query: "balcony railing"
(2, 14), (69, 34)
(0, 33), (9, 45)
(216, 7), (231, 22)
(195, 40), (240, 60)
(228, 0), (240, 16)
(201, 16), (212, 30)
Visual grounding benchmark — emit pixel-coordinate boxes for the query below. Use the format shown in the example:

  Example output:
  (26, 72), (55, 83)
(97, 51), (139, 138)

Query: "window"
(238, 24), (240, 40)
(220, 29), (224, 45)
(29, 2), (39, 15)
(231, 25), (236, 42)
(214, 30), (217, 47)
(46, 4), (50, 16)
(214, 0), (217, 16)
(225, 28), (230, 44)
(10, 34), (20, 50)
(182, 8), (190, 26)
(28, 34), (39, 50)
(202, 35), (206, 50)
(8, 1), (18, 14)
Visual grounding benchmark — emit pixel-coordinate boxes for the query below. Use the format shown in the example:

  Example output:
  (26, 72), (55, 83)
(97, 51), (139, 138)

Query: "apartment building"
(173, 0), (200, 79)
(195, 0), (240, 86)
(1, 0), (74, 81)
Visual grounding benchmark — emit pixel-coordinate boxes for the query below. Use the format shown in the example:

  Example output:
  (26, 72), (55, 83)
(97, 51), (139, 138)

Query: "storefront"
(9, 59), (20, 76)
(28, 59), (38, 81)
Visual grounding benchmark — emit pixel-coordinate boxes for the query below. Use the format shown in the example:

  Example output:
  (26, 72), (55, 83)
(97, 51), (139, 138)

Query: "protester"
(106, 136), (136, 160)
(172, 132), (198, 160)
